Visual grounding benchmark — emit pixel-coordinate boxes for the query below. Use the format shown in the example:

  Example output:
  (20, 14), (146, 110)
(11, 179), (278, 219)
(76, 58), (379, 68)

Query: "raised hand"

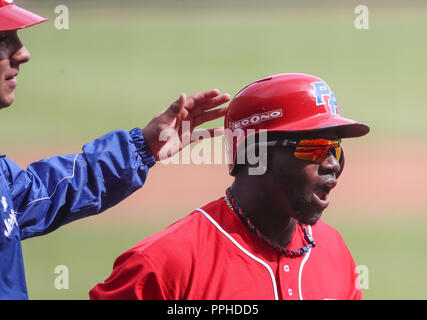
(141, 89), (231, 161)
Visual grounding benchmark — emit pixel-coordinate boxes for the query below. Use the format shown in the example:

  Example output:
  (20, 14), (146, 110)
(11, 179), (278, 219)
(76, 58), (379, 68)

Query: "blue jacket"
(0, 128), (156, 299)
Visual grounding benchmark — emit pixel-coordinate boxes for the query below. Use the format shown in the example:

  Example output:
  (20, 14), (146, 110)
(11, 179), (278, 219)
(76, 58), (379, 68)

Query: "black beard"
(293, 192), (323, 226)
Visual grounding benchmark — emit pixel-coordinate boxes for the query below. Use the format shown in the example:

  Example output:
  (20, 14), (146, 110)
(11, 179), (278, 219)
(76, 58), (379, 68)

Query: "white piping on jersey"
(298, 225), (313, 300)
(196, 208), (279, 300)
(24, 154), (80, 208)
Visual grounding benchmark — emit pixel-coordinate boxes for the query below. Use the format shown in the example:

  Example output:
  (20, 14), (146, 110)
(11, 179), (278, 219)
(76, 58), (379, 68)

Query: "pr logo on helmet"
(311, 82), (339, 114)
(232, 109), (283, 129)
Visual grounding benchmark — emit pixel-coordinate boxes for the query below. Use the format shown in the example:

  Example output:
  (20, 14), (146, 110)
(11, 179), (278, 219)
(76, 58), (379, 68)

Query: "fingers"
(190, 93), (231, 117)
(166, 89), (230, 119)
(185, 89), (221, 110)
(193, 106), (227, 127)
(161, 89), (229, 131)
(164, 93), (186, 119)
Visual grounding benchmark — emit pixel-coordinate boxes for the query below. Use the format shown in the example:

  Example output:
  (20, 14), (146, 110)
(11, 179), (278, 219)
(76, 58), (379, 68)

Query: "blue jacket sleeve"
(0, 128), (156, 240)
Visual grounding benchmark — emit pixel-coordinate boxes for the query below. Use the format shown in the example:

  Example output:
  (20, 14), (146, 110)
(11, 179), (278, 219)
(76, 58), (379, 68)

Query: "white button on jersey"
(284, 265), (290, 272)
(288, 288), (293, 296)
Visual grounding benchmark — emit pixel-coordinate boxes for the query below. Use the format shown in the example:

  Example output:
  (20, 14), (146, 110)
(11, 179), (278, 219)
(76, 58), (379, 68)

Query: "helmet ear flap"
(337, 149), (345, 178)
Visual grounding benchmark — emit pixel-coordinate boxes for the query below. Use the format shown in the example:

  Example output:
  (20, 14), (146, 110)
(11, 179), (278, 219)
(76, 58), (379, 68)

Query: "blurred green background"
(1, 0), (426, 299)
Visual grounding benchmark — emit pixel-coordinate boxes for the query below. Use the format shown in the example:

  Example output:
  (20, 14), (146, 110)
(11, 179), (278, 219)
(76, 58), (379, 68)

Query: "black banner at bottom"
(1, 300), (402, 318)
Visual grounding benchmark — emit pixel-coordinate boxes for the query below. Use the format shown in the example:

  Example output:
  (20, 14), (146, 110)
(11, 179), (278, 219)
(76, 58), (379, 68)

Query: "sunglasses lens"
(334, 146), (342, 162)
(294, 148), (329, 162)
(294, 139), (341, 163)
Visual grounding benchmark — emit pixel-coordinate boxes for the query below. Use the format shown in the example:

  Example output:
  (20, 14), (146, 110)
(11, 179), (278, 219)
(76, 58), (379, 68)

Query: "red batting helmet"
(0, 0), (47, 31)
(225, 73), (370, 175)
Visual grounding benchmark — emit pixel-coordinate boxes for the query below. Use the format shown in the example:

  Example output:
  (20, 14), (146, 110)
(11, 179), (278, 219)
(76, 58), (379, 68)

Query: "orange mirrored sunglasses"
(264, 138), (344, 173)
(293, 139), (342, 163)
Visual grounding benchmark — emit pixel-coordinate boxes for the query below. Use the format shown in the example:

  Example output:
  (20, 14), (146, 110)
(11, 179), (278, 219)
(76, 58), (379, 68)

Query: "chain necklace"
(224, 187), (315, 257)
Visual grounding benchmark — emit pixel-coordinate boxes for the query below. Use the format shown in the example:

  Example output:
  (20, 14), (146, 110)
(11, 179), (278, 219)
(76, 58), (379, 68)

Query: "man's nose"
(11, 45), (31, 65)
(320, 151), (341, 176)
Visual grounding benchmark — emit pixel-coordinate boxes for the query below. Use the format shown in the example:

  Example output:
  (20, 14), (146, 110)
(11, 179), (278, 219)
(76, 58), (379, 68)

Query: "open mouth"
(313, 189), (329, 208)
(313, 181), (336, 208)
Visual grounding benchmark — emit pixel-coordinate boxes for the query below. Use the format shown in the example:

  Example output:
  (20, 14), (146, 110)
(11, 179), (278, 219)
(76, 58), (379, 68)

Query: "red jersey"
(90, 198), (362, 300)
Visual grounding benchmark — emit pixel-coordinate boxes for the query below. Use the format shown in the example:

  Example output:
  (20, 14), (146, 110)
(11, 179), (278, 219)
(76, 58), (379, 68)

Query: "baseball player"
(0, 1), (230, 300)
(90, 73), (370, 300)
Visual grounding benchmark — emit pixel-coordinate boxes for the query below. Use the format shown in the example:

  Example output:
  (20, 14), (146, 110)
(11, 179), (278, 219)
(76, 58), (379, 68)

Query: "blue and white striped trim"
(24, 153), (80, 208)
